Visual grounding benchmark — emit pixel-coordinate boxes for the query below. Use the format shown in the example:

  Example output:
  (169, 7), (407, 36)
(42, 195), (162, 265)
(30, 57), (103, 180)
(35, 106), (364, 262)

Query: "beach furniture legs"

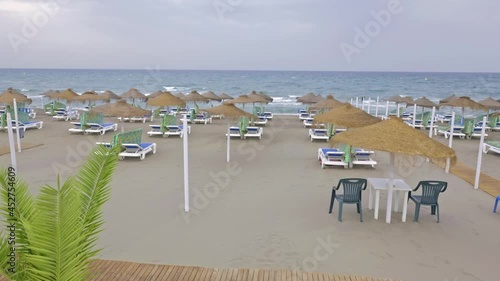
(328, 189), (335, 214)
(368, 185), (374, 210)
(402, 191), (409, 222)
(494, 196), (500, 213)
(374, 190), (380, 220)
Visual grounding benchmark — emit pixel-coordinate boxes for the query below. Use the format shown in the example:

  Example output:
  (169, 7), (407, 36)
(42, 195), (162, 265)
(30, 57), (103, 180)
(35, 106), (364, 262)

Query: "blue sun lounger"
(317, 148), (348, 169)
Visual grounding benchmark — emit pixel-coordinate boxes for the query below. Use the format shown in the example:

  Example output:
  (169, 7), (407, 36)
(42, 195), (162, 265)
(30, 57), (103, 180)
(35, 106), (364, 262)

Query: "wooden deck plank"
(63, 260), (403, 281)
(447, 161), (500, 197)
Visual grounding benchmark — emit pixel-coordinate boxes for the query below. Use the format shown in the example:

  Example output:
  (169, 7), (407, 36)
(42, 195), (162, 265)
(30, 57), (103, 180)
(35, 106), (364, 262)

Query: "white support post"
(396, 103), (400, 117)
(13, 99), (22, 152)
(367, 97), (371, 115)
(474, 116), (487, 189)
(386, 154), (395, 224)
(445, 112), (455, 173)
(429, 107), (435, 138)
(6, 112), (18, 171)
(355, 97), (359, 108)
(350, 98), (353, 105)
(375, 97), (379, 117)
(412, 104), (417, 128)
(361, 98), (365, 111)
(226, 124), (231, 162)
(183, 114), (189, 212)
(385, 101), (389, 118)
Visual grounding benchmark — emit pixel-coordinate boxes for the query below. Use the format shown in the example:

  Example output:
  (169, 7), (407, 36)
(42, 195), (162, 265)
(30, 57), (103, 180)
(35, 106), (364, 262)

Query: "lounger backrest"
(355, 152), (372, 161)
(326, 152), (343, 161)
(82, 111), (104, 125)
(6, 107), (30, 123)
(112, 129), (143, 147)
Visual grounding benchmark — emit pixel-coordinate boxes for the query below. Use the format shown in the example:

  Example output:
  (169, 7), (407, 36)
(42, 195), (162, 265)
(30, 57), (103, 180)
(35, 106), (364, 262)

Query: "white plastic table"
(367, 178), (413, 223)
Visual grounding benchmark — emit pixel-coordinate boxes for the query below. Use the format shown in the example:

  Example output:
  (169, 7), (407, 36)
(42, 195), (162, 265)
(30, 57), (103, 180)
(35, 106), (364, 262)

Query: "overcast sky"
(0, 0), (499, 72)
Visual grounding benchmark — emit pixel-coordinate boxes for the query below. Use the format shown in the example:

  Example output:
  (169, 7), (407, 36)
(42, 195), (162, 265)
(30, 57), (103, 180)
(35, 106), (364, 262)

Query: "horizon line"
(1, 67), (499, 75)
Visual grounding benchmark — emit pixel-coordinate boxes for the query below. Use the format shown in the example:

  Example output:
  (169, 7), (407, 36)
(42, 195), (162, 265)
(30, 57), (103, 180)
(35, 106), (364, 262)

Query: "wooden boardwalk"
(450, 161), (500, 197)
(84, 260), (398, 281)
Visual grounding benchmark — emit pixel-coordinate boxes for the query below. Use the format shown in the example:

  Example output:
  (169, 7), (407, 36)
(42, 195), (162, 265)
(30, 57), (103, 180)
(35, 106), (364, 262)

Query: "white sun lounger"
(352, 149), (377, 168)
(467, 127), (489, 139)
(85, 123), (118, 135)
(147, 125), (164, 137)
(118, 143), (157, 160)
(299, 113), (310, 121)
(53, 110), (79, 121)
(244, 127), (263, 139)
(118, 116), (151, 123)
(317, 148), (348, 169)
(483, 141), (500, 154)
(9, 120), (43, 130)
(263, 112), (273, 120)
(193, 114), (212, 124)
(165, 125), (191, 137)
(226, 127), (242, 138)
(68, 122), (85, 134)
(254, 117), (268, 126)
(309, 129), (329, 142)
(438, 126), (466, 139)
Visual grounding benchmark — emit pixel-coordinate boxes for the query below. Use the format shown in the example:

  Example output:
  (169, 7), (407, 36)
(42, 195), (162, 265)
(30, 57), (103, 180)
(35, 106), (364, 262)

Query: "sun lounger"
(437, 126), (466, 139)
(147, 125), (164, 137)
(483, 141), (500, 154)
(263, 112), (273, 120)
(53, 110), (79, 121)
(244, 127), (263, 139)
(317, 148), (348, 169)
(119, 143), (156, 160)
(69, 122), (85, 134)
(491, 122), (500, 131)
(193, 114), (212, 124)
(9, 120), (43, 130)
(351, 149), (377, 168)
(253, 117), (268, 126)
(118, 116), (149, 123)
(165, 125), (191, 137)
(299, 112), (310, 121)
(226, 127), (242, 139)
(437, 114), (453, 123)
(85, 123), (118, 135)
(466, 127), (488, 139)
(309, 129), (330, 142)
(407, 119), (424, 129)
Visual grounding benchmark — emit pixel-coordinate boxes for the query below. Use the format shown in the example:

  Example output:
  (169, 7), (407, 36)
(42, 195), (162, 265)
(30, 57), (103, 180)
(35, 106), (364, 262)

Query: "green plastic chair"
(409, 181), (447, 223)
(329, 178), (367, 222)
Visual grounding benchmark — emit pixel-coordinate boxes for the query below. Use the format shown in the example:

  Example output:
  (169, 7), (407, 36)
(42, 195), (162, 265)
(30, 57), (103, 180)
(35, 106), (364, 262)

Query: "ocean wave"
(21, 89), (30, 92)
(163, 86), (189, 92)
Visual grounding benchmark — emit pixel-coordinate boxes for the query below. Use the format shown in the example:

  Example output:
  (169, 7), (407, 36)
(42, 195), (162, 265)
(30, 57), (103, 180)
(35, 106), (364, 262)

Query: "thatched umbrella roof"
(314, 103), (381, 128)
(72, 91), (109, 102)
(50, 88), (79, 101)
(247, 91), (269, 103)
(100, 90), (120, 100)
(90, 100), (150, 118)
(387, 95), (414, 104)
(148, 91), (166, 99)
(257, 92), (273, 102)
(146, 92), (185, 107)
(183, 90), (209, 102)
(297, 92), (317, 104)
(439, 94), (457, 105)
(202, 91), (222, 102)
(330, 117), (456, 163)
(201, 104), (256, 120)
(408, 97), (439, 108)
(308, 95), (344, 110)
(226, 94), (258, 105)
(219, 93), (233, 100)
(0, 88), (31, 104)
(121, 88), (146, 101)
(443, 96), (485, 110)
(479, 97), (500, 109)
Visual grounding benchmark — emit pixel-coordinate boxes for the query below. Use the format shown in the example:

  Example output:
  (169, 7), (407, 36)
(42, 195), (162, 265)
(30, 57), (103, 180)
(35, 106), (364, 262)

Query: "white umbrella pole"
(227, 123), (231, 162)
(375, 97), (379, 117)
(396, 103), (400, 117)
(6, 112), (18, 171)
(429, 107), (436, 138)
(361, 98), (365, 111)
(183, 114), (189, 212)
(445, 112), (455, 173)
(13, 99), (22, 152)
(474, 116), (487, 190)
(367, 97), (371, 114)
(412, 104), (417, 128)
(355, 97), (359, 108)
(386, 153), (395, 224)
(385, 101), (389, 118)
(350, 98), (353, 105)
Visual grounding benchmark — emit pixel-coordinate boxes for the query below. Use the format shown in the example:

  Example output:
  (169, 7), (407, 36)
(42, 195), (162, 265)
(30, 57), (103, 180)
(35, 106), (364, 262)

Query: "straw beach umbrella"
(297, 92), (318, 104)
(0, 88), (31, 104)
(408, 97), (439, 129)
(313, 103), (380, 128)
(202, 103), (256, 162)
(91, 99), (150, 132)
(443, 96), (486, 123)
(72, 91), (109, 108)
(219, 93), (234, 101)
(49, 88), (78, 101)
(148, 91), (166, 99)
(439, 94), (457, 105)
(479, 97), (500, 110)
(0, 88), (33, 154)
(330, 117), (456, 223)
(308, 95), (344, 111)
(121, 88), (146, 104)
(202, 91), (222, 102)
(175, 92), (186, 99)
(100, 90), (120, 101)
(226, 94), (258, 109)
(146, 92), (185, 107)
(42, 89), (60, 97)
(386, 95), (413, 117)
(257, 92), (273, 102)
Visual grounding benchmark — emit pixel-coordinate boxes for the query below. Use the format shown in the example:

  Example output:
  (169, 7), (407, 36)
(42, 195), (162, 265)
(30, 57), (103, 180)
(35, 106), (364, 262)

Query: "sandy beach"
(1, 111), (500, 281)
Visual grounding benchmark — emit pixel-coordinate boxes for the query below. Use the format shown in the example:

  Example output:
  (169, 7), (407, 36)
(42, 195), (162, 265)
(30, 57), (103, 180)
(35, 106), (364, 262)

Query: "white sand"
(1, 112), (500, 281)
